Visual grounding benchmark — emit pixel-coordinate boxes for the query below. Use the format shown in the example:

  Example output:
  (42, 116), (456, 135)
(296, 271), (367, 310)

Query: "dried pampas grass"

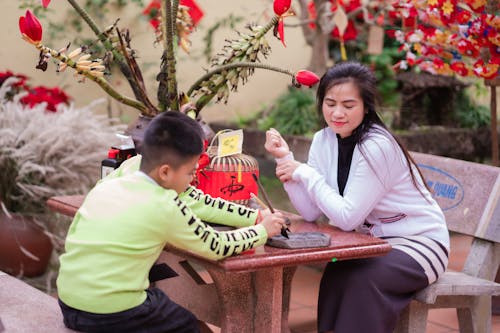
(0, 79), (125, 216)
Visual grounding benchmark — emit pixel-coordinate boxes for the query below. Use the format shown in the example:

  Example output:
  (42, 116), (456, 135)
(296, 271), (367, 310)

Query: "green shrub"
(257, 87), (320, 136)
(454, 90), (490, 128)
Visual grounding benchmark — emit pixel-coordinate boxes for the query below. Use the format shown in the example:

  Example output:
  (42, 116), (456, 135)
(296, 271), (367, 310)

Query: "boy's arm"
(164, 194), (268, 260)
(179, 186), (259, 228)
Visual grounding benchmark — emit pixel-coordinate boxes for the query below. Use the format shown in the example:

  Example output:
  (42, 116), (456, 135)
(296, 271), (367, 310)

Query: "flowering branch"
(41, 44), (147, 113)
(18, 0), (320, 119)
(66, 0), (146, 102)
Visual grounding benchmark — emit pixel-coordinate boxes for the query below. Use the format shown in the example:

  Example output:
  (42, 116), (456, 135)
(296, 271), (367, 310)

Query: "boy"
(57, 111), (286, 333)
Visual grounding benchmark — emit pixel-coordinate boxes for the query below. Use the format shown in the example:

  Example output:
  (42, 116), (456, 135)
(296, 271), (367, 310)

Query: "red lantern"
(197, 147), (259, 205)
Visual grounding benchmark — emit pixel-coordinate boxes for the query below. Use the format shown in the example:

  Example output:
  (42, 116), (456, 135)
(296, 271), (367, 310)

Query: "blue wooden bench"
(395, 152), (500, 333)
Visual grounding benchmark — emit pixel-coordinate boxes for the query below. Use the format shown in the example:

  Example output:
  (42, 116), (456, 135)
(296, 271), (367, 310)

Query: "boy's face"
(157, 155), (199, 194)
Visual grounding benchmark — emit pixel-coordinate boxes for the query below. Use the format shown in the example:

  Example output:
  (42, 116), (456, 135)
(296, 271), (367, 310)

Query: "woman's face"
(322, 81), (365, 138)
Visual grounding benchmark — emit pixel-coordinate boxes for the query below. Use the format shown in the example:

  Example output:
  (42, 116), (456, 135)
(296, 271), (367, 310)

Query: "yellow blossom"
(442, 1), (454, 16)
(413, 43), (423, 55)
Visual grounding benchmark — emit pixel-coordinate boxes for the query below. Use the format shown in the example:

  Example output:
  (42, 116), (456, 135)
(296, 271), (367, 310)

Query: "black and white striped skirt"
(317, 235), (448, 333)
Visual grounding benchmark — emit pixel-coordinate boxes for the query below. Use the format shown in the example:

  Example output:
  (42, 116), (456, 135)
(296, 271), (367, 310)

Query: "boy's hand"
(264, 128), (290, 159)
(260, 212), (287, 238)
(256, 208), (272, 223)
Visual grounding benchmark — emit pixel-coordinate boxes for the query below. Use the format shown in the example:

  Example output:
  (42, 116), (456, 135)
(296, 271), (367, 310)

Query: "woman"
(264, 61), (449, 333)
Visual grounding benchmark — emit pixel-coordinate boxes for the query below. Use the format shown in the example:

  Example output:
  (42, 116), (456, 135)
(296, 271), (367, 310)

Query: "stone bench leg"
(394, 301), (428, 333)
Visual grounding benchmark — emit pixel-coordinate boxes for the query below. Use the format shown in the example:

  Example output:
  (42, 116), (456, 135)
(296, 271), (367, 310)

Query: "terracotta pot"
(0, 213), (53, 277)
(126, 114), (215, 154)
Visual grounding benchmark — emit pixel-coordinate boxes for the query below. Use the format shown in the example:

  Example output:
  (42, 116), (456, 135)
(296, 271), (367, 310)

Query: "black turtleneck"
(337, 134), (357, 196)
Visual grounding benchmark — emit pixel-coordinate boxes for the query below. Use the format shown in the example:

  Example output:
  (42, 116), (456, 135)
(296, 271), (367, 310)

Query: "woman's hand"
(264, 128), (290, 159)
(276, 159), (302, 183)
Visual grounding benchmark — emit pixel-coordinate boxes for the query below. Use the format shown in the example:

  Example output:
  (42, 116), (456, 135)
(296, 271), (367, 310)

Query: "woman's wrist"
(275, 152), (294, 162)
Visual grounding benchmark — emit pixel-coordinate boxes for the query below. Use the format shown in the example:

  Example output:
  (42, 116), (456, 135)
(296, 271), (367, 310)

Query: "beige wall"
(2, 0), (309, 124)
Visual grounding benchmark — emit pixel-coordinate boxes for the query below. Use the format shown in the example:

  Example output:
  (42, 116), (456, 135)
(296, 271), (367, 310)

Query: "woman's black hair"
(140, 111), (204, 173)
(316, 61), (430, 196)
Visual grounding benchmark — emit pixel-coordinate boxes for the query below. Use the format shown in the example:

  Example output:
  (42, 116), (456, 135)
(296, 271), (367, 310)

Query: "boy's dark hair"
(140, 111), (204, 173)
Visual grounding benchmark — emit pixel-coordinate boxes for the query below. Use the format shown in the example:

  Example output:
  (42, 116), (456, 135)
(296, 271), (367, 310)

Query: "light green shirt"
(57, 156), (266, 313)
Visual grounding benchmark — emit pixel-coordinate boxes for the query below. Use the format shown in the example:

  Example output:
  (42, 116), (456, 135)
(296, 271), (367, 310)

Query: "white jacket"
(282, 126), (450, 251)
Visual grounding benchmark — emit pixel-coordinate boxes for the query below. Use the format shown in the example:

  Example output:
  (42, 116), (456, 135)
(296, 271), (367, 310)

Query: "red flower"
(182, 0), (204, 25)
(192, 140), (211, 186)
(198, 152), (210, 170)
(277, 18), (286, 47)
(20, 86), (71, 112)
(0, 71), (28, 88)
(450, 61), (469, 76)
(295, 70), (320, 87)
(455, 8), (472, 24)
(332, 20), (358, 41)
(143, 0), (204, 29)
(41, 0), (51, 8)
(273, 0), (291, 16)
(19, 10), (43, 45)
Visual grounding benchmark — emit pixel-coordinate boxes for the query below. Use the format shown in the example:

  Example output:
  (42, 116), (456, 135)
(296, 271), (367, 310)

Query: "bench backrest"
(411, 152), (500, 243)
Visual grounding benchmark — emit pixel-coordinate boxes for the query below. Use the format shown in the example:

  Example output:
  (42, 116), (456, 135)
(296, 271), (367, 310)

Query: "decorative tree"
(391, 0), (499, 163)
(18, 0), (319, 145)
(293, 0), (397, 74)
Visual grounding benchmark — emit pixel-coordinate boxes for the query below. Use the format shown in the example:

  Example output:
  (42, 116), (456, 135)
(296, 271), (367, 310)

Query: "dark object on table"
(266, 232), (331, 249)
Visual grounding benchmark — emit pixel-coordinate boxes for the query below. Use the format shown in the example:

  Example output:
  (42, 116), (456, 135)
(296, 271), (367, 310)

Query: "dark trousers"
(59, 288), (199, 333)
(317, 249), (429, 333)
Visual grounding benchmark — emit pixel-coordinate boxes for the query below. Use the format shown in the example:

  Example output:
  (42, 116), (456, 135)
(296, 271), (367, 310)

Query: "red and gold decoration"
(196, 131), (259, 205)
(306, 0), (397, 60)
(391, 0), (499, 79)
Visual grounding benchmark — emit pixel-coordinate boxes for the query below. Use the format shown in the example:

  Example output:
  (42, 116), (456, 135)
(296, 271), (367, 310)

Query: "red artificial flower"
(295, 70), (320, 87)
(385, 29), (396, 38)
(273, 0), (291, 16)
(0, 71), (28, 88)
(20, 86), (71, 112)
(456, 39), (480, 58)
(455, 8), (472, 24)
(473, 59), (499, 79)
(450, 61), (469, 76)
(463, 0), (485, 13)
(192, 140), (211, 186)
(340, 0), (362, 13)
(143, 0), (204, 29)
(198, 152), (210, 170)
(332, 20), (358, 42)
(181, 0), (204, 26)
(307, 1), (316, 30)
(433, 58), (445, 68)
(19, 10), (43, 45)
(277, 18), (286, 47)
(41, 0), (51, 8)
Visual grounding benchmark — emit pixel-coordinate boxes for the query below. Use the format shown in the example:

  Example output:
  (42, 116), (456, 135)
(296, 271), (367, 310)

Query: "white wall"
(2, 0), (310, 124)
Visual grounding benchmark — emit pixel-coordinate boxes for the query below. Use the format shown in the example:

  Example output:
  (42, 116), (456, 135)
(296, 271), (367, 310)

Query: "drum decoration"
(197, 146), (259, 206)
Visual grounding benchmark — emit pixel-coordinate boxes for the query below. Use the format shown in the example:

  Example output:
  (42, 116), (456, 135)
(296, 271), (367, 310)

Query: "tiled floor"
(207, 233), (500, 333)
(286, 233), (500, 333)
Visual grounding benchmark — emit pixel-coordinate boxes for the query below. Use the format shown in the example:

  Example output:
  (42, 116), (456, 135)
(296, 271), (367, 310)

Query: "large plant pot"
(0, 213), (53, 277)
(126, 114), (215, 154)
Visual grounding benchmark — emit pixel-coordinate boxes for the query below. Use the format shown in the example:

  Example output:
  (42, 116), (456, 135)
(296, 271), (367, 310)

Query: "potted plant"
(18, 0), (320, 149)
(0, 73), (122, 278)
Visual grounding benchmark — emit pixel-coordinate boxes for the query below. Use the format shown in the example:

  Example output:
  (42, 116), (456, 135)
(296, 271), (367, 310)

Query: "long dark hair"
(316, 61), (429, 196)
